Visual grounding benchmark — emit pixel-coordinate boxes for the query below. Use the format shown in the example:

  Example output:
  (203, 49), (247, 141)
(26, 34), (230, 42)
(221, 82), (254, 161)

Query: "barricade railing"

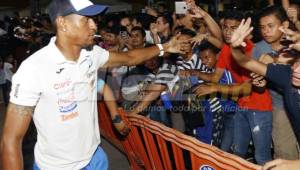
(98, 102), (261, 170)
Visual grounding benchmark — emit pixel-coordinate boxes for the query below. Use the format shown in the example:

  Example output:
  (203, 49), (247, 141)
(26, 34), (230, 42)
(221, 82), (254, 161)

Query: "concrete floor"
(0, 91), (130, 170)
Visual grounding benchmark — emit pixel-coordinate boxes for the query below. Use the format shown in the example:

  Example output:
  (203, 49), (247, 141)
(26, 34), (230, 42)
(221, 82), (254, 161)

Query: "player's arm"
(103, 35), (188, 68)
(1, 103), (34, 170)
(102, 84), (130, 136)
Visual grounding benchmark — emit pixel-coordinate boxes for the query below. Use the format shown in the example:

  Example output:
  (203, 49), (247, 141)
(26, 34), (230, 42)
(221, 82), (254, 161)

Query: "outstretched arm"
(230, 18), (268, 76)
(128, 83), (166, 115)
(193, 82), (252, 100)
(1, 103), (33, 170)
(231, 48), (268, 76)
(187, 0), (223, 40)
(282, 0), (290, 10)
(179, 68), (225, 83)
(102, 84), (130, 136)
(104, 34), (188, 68)
(190, 33), (223, 49)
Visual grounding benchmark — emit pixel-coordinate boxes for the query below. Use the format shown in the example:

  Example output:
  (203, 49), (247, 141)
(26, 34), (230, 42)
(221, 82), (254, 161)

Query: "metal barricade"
(98, 102), (261, 170)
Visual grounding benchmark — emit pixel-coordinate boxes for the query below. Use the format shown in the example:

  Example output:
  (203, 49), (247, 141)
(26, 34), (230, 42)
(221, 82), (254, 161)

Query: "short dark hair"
(223, 10), (245, 22)
(198, 41), (220, 54)
(180, 28), (196, 37)
(157, 14), (173, 30)
(104, 26), (121, 35)
(120, 15), (133, 22)
(131, 26), (146, 38)
(258, 5), (288, 23)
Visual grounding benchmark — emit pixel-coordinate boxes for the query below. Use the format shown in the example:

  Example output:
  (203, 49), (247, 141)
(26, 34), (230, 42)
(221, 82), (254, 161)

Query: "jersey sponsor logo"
(59, 101), (77, 113)
(56, 68), (65, 74)
(61, 111), (79, 121)
(199, 165), (215, 170)
(87, 58), (93, 68)
(53, 79), (72, 90)
(86, 70), (95, 79)
(13, 84), (20, 98)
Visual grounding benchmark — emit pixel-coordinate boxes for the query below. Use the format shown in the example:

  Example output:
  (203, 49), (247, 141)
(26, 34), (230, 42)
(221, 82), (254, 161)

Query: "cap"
(48, 0), (108, 23)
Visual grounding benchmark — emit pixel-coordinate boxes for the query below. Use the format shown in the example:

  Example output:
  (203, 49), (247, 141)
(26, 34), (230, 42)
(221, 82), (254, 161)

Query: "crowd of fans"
(1, 0), (300, 169)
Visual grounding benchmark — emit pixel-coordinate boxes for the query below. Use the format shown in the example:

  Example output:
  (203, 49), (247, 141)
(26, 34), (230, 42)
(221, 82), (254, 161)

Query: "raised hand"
(250, 73), (267, 88)
(190, 33), (208, 48)
(164, 33), (191, 54)
(279, 27), (300, 51)
(287, 7), (299, 24)
(279, 27), (300, 42)
(230, 18), (253, 48)
(150, 23), (158, 35)
(186, 1), (207, 19)
(145, 6), (158, 17)
(185, 0), (196, 6)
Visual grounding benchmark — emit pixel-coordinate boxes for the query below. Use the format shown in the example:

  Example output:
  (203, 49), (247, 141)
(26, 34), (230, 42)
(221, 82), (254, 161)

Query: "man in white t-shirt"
(0, 0), (188, 169)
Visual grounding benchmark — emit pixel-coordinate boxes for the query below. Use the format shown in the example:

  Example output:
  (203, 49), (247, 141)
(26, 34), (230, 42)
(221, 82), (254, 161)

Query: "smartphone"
(120, 31), (128, 39)
(175, 1), (188, 14)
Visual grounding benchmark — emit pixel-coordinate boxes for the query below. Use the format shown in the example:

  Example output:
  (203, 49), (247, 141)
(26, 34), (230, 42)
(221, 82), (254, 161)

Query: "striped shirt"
(122, 62), (178, 101)
(176, 54), (213, 73)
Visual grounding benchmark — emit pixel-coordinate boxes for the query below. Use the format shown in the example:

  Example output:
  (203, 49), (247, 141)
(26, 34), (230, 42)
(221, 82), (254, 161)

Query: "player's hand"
(112, 115), (131, 136)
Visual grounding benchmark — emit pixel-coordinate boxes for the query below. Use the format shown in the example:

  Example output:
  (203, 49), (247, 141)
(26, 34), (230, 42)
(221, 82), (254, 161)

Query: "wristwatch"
(112, 115), (122, 123)
(156, 44), (164, 57)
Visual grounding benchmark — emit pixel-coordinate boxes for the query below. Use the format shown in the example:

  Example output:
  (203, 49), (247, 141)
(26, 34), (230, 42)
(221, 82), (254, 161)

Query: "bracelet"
(156, 44), (164, 57)
(112, 115), (122, 123)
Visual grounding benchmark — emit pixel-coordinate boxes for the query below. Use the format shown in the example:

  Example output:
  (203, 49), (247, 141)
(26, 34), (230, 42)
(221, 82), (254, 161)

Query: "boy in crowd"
(252, 5), (299, 160)
(229, 16), (300, 170)
(193, 41), (250, 151)
(184, 10), (273, 164)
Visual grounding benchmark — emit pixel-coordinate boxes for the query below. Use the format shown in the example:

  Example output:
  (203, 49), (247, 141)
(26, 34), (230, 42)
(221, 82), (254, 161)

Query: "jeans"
(33, 147), (108, 170)
(149, 105), (171, 127)
(232, 109), (272, 165)
(220, 112), (235, 152)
